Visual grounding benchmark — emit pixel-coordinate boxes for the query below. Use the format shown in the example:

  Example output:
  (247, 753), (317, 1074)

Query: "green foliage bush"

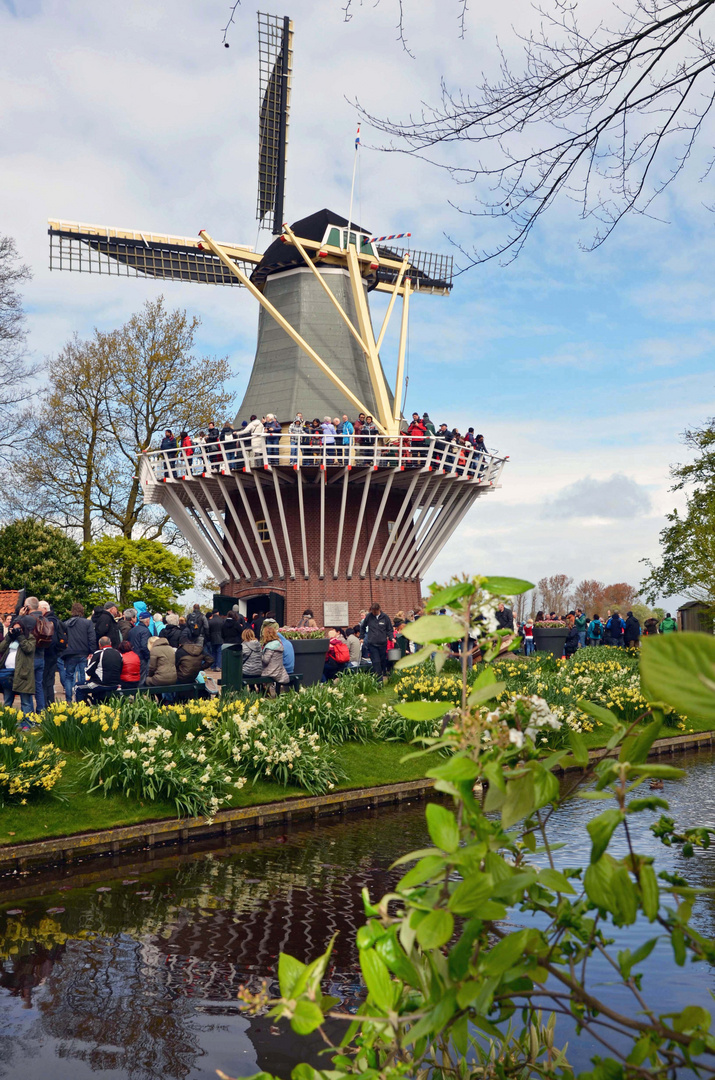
(239, 576), (715, 1080)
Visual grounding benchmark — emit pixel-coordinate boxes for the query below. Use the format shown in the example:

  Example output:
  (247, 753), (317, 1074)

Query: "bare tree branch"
(356, 0), (715, 262)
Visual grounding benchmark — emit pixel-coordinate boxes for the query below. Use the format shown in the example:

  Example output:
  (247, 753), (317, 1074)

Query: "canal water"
(1, 749), (715, 1080)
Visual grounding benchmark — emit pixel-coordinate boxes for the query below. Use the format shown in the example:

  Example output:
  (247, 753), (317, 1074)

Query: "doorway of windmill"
(213, 591), (285, 625)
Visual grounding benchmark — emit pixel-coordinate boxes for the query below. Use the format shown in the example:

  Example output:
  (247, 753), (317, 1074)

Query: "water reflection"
(1, 751), (715, 1079)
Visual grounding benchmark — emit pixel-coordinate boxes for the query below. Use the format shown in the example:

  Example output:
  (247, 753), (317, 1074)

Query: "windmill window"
(256, 519), (270, 543)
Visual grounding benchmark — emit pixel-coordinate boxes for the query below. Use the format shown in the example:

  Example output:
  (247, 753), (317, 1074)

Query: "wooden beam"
(376, 254), (410, 353)
(393, 278), (411, 426)
(199, 231), (386, 435)
(345, 245), (395, 436)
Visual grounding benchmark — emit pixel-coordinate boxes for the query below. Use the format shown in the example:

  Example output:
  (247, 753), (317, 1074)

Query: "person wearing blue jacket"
(607, 612), (625, 647)
(128, 612), (151, 682)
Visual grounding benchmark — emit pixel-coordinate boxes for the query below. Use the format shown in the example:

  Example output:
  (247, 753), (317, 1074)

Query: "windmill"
(48, 12), (507, 626)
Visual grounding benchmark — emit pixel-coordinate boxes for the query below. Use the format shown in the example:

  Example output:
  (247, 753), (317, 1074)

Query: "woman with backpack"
(323, 629), (350, 680)
(587, 614), (603, 646)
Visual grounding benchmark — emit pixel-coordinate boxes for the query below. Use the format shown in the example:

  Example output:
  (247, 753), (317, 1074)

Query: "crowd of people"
(513, 607), (679, 658)
(156, 411), (491, 476)
(0, 598), (227, 727)
(0, 590), (681, 729)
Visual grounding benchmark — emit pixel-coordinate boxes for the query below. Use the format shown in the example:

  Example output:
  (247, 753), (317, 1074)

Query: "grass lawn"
(0, 738), (442, 847)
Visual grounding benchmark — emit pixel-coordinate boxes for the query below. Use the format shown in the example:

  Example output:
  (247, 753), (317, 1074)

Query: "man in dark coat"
(495, 603), (514, 631)
(207, 611), (225, 669)
(92, 603), (121, 649)
(624, 612), (641, 648)
(62, 602), (97, 702)
(360, 602), (394, 680)
(564, 615), (580, 658)
(160, 429), (177, 478)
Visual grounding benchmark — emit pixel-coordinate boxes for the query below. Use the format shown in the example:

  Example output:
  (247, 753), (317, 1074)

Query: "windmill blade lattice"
(257, 11), (293, 235)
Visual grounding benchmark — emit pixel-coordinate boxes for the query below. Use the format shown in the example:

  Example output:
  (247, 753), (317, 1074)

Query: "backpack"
(33, 615), (55, 649)
(55, 619), (69, 653)
(589, 620), (601, 638)
(331, 639), (350, 664)
(186, 611), (204, 638)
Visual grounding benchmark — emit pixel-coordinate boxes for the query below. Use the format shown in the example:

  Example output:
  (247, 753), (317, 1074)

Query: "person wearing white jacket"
(242, 415), (266, 466)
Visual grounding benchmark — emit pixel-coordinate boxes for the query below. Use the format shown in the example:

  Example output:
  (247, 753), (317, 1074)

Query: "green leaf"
(577, 699), (620, 728)
(360, 948), (395, 1012)
(672, 1005), (711, 1033)
(278, 953), (307, 998)
(611, 866), (638, 924)
(538, 867), (576, 895)
(468, 680), (506, 707)
(531, 763), (559, 809)
(404, 988), (458, 1046)
(641, 633), (715, 721)
(639, 863), (660, 921)
(448, 872), (494, 914)
(482, 576), (535, 596)
(568, 729), (589, 766)
(398, 855), (445, 890)
(629, 764), (685, 779)
(482, 760), (506, 793)
(426, 803), (460, 853)
(627, 797), (669, 812)
(672, 926), (686, 965)
(502, 772), (535, 829)
(588, 809), (624, 863)
(482, 929), (532, 976)
(626, 717), (663, 765)
(290, 999), (325, 1035)
(427, 755), (480, 782)
(630, 935), (658, 969)
(374, 931), (421, 987)
(415, 908), (454, 949)
(584, 853), (617, 911)
(394, 700), (450, 721)
(425, 582), (476, 610)
(403, 614), (464, 644)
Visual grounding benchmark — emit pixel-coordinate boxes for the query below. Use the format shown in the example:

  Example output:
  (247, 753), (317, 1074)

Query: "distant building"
(677, 601), (714, 633)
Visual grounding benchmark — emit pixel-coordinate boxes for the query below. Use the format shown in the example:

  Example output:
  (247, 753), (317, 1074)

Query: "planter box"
(533, 627), (568, 659)
(290, 637), (329, 686)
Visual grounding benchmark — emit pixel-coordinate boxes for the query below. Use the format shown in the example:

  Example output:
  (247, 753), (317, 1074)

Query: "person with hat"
(407, 412), (427, 464)
(128, 610), (152, 683)
(422, 413), (436, 437)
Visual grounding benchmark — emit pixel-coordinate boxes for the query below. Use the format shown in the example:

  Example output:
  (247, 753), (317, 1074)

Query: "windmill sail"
(257, 12), (293, 235)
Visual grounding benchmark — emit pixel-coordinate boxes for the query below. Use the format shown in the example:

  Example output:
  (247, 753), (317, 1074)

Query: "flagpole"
(346, 124), (360, 250)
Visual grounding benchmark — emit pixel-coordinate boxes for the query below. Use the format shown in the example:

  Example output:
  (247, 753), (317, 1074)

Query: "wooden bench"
(76, 682), (209, 704)
(223, 672), (303, 694)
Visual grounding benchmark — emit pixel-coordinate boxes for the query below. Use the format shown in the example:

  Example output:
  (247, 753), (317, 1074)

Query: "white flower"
(186, 732), (195, 741)
(508, 729), (525, 749)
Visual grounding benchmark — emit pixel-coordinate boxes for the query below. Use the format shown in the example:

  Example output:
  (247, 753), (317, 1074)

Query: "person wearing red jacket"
(118, 641), (141, 688)
(407, 413), (427, 464)
(323, 629), (350, 681)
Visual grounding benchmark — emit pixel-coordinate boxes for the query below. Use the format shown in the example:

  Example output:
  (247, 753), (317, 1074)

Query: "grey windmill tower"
(48, 11), (507, 625)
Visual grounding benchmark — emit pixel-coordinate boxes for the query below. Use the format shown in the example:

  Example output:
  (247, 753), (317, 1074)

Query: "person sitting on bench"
(76, 636), (122, 703)
(146, 636), (177, 686)
(260, 623), (289, 694)
(241, 628), (263, 689)
(174, 639), (213, 686)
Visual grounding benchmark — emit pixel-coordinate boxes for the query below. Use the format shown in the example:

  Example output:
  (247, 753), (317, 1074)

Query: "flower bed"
(391, 649), (686, 737)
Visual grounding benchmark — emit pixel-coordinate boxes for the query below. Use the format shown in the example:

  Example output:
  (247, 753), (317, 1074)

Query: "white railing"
(142, 433), (507, 486)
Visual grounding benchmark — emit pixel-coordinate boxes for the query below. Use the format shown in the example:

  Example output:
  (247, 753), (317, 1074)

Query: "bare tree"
(573, 578), (606, 613)
(513, 588), (534, 624)
(0, 236), (38, 449)
(359, 0), (715, 263)
(538, 573), (573, 614)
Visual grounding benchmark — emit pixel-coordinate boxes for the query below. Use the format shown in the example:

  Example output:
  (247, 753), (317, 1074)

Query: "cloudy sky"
(2, 0), (714, 605)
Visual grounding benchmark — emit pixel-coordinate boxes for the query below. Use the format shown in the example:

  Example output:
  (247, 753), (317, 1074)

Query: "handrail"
(141, 434), (506, 487)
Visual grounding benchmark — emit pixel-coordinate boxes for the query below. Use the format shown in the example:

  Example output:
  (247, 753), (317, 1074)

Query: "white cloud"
(547, 474), (652, 520)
